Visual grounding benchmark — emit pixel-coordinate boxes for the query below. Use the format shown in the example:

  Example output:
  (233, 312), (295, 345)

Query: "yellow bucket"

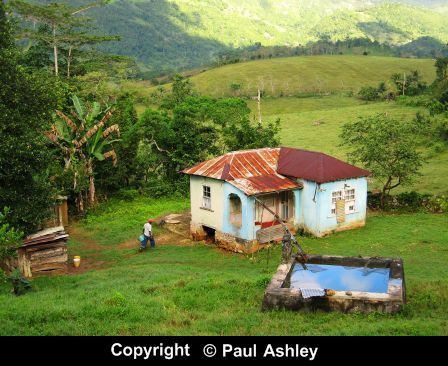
(73, 256), (81, 268)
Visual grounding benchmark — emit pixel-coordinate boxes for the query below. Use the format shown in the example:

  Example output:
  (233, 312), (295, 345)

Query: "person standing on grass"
(140, 219), (156, 251)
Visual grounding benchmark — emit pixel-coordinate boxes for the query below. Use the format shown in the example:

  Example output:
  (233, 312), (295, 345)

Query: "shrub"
(368, 191), (447, 213)
(7, 269), (32, 296)
(424, 195), (448, 213)
(0, 208), (23, 261)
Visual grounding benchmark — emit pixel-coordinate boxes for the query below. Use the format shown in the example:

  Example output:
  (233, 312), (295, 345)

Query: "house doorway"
(279, 191), (294, 221)
(229, 193), (242, 228)
(202, 225), (216, 243)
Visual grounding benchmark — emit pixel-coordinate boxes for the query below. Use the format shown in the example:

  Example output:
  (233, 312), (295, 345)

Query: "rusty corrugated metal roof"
(182, 147), (280, 180)
(182, 148), (301, 195)
(231, 174), (302, 196)
(182, 146), (369, 194)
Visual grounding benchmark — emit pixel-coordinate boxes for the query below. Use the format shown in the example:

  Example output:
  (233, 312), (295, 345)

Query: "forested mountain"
(31, 0), (448, 76)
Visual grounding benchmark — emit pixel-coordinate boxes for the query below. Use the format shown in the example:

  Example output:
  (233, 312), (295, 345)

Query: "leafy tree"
(11, 0), (115, 77)
(160, 74), (195, 110)
(49, 96), (120, 208)
(341, 114), (423, 208)
(0, 2), (61, 231)
(435, 57), (448, 82)
(223, 118), (281, 152)
(391, 70), (427, 96)
(96, 94), (140, 192)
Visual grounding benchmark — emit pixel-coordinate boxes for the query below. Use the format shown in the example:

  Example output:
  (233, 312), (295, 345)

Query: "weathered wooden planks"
(18, 227), (69, 278)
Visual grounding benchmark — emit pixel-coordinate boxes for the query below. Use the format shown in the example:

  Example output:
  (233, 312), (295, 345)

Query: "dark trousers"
(142, 234), (155, 248)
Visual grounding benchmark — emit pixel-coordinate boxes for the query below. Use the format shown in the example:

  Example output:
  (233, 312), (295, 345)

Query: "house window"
(331, 189), (356, 215)
(202, 185), (211, 209)
(345, 188), (356, 214)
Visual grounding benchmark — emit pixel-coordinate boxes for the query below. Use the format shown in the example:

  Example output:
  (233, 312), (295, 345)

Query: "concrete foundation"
(190, 222), (271, 254)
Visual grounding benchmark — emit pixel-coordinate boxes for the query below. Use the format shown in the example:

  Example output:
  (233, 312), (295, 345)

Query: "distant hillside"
(159, 55), (436, 98)
(34, 1), (448, 75)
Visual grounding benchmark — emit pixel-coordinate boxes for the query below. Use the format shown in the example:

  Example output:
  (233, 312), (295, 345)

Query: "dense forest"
(26, 0), (448, 77)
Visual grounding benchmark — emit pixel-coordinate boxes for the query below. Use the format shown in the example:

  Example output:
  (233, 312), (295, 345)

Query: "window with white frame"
(345, 188), (356, 214)
(331, 191), (343, 215)
(202, 185), (211, 209)
(331, 188), (356, 215)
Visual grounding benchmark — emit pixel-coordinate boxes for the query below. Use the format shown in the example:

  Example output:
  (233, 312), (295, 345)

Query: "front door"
(280, 191), (293, 221)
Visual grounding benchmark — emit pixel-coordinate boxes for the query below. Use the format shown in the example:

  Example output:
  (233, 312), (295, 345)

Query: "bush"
(7, 269), (32, 296)
(395, 95), (430, 107)
(0, 208), (23, 261)
(114, 189), (140, 202)
(368, 191), (447, 213)
(425, 195), (448, 213)
(357, 82), (387, 101)
(139, 178), (189, 199)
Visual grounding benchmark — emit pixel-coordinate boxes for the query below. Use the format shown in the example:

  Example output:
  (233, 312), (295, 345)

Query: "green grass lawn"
(0, 197), (447, 335)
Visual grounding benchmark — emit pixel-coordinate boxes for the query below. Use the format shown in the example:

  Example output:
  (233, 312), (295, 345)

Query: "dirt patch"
(68, 226), (104, 251)
(66, 257), (108, 275)
(66, 211), (196, 274)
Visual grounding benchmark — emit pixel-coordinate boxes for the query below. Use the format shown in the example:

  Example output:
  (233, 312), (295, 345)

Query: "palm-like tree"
(48, 95), (120, 208)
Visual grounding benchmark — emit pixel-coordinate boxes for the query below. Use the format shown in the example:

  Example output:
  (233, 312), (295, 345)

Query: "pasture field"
(129, 55), (436, 99)
(0, 197), (447, 335)
(247, 95), (448, 195)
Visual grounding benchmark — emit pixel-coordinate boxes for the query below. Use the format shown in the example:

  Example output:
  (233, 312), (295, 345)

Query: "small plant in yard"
(7, 269), (32, 296)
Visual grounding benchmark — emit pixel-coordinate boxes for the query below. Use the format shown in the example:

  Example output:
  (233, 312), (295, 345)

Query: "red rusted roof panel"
(277, 147), (370, 184)
(181, 148), (279, 180)
(230, 174), (302, 196)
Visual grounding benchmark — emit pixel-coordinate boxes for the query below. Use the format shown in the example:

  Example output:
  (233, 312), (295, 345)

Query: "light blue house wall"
(192, 176), (367, 242)
(222, 182), (256, 241)
(317, 177), (368, 235)
(292, 177), (368, 236)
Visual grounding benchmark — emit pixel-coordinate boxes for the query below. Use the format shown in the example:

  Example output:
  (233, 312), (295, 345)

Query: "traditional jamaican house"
(182, 147), (369, 253)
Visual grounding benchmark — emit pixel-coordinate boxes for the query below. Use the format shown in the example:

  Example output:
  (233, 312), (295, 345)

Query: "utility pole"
(257, 88), (262, 124)
(403, 72), (406, 96)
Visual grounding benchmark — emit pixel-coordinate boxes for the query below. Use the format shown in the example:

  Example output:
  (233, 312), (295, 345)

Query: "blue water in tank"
(290, 263), (390, 293)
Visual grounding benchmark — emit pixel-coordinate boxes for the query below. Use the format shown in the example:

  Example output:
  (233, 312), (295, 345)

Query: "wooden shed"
(18, 227), (69, 278)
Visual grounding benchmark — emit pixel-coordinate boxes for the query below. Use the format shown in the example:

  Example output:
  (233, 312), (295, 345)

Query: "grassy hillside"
(165, 55), (436, 97)
(1, 196), (447, 335)
(247, 95), (448, 195)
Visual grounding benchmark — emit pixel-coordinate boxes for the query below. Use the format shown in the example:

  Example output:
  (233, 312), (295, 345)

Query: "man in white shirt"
(140, 219), (156, 250)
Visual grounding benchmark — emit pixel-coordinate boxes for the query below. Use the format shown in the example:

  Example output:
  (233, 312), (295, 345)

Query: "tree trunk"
(87, 160), (95, 206)
(381, 177), (392, 209)
(67, 46), (72, 78)
(53, 25), (59, 76)
(77, 192), (84, 213)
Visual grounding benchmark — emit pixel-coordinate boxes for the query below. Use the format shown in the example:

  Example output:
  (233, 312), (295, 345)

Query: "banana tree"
(48, 95), (120, 209)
